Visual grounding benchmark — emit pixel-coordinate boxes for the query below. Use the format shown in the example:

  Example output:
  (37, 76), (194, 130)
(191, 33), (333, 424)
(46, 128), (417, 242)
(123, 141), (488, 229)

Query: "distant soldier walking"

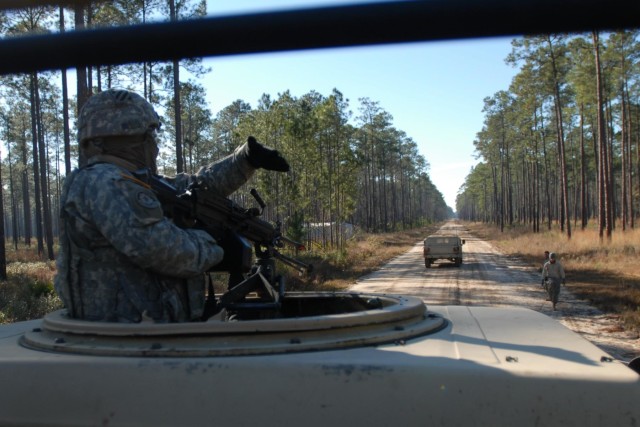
(542, 252), (566, 311)
(541, 250), (550, 299)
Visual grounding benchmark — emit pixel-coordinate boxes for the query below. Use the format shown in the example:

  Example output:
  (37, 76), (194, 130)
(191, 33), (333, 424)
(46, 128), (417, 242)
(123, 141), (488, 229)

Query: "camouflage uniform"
(54, 89), (289, 323)
(54, 146), (256, 323)
(542, 253), (565, 310)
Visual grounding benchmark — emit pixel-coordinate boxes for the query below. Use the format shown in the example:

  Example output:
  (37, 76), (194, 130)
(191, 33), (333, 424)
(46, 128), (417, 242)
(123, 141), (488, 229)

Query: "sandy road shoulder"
(349, 226), (639, 363)
(484, 240), (640, 363)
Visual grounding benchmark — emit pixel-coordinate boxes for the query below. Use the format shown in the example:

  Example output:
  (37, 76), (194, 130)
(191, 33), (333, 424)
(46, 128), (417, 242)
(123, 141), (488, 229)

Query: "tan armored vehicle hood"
(0, 292), (638, 426)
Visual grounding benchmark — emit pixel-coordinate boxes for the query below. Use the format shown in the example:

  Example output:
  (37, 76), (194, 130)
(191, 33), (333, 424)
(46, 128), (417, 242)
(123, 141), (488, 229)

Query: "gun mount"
(133, 169), (313, 320)
(20, 293), (439, 357)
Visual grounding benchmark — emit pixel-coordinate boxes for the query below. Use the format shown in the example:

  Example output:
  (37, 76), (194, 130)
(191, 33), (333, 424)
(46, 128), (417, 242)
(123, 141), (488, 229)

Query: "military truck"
(0, 1), (639, 426)
(424, 234), (465, 267)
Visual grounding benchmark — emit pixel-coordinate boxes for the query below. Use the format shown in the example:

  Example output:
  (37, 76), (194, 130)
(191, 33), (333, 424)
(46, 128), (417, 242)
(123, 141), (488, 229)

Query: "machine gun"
(133, 169), (312, 319)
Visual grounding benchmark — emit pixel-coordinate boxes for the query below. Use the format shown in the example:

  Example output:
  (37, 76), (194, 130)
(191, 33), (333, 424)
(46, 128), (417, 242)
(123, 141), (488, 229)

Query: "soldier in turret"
(54, 89), (289, 323)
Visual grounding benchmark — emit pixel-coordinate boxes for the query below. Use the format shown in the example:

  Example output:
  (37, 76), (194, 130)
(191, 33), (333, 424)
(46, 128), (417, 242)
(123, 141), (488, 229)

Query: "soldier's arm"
(84, 170), (223, 277)
(171, 137), (288, 196)
(168, 143), (256, 197)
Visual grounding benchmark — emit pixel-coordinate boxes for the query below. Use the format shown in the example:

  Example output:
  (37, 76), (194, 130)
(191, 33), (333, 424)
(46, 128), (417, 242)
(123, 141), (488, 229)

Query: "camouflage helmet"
(77, 89), (159, 144)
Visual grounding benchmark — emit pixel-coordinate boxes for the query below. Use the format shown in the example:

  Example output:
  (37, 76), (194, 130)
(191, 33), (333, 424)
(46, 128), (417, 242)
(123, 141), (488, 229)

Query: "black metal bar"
(0, 0), (89, 10)
(0, 0), (639, 75)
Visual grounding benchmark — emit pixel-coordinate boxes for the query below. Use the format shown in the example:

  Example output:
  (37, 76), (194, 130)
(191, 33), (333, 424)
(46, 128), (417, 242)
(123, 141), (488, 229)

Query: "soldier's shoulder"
(80, 162), (130, 179)
(83, 161), (124, 173)
(74, 163), (131, 190)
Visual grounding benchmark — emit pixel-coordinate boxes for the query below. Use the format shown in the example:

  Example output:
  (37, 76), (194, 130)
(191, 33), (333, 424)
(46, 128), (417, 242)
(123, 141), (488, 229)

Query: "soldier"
(54, 89), (289, 323)
(541, 250), (550, 300)
(543, 250), (550, 266)
(542, 252), (566, 311)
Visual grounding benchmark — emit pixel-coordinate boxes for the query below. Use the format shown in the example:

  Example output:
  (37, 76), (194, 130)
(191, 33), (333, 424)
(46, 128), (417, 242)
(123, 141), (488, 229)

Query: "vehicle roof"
(1, 305), (638, 426)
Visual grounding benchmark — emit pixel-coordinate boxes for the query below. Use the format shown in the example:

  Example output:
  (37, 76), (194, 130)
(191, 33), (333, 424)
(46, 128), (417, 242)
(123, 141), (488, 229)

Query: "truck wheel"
(425, 259), (431, 268)
(455, 258), (462, 267)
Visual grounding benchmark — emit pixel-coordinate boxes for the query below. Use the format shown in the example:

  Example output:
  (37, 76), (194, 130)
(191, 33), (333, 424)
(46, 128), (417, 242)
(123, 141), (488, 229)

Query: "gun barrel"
(274, 250), (313, 274)
(280, 235), (307, 251)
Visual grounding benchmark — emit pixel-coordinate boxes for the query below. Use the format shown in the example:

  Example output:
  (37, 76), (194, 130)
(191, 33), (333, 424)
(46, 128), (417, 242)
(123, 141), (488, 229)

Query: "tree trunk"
(626, 85), (634, 228)
(5, 136), (19, 250)
(636, 104), (640, 226)
(34, 79), (55, 260)
(540, 116), (552, 230)
(546, 35), (571, 239)
(593, 31), (612, 239)
(606, 99), (616, 230)
(579, 105), (587, 229)
(20, 130), (32, 247)
(0, 150), (6, 280)
(621, 87), (628, 230)
(169, 0), (184, 173)
(75, 3), (91, 167)
(59, 6), (72, 176)
(29, 73), (44, 257)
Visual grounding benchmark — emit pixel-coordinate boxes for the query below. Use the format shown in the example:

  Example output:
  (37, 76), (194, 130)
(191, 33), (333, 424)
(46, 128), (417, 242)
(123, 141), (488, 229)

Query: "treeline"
(457, 31), (640, 239)
(0, 2), (449, 268)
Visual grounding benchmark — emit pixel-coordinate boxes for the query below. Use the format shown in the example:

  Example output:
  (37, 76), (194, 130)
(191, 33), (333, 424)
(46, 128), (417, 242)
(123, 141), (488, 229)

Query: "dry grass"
(465, 221), (640, 332)
(0, 245), (61, 323)
(5, 222), (638, 331)
(207, 226), (435, 297)
(1, 226), (437, 323)
(285, 226), (437, 292)
(6, 246), (54, 264)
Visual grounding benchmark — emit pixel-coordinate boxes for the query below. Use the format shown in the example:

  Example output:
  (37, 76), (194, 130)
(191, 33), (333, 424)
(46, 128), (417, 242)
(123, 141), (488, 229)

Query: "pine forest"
(1, 3), (639, 279)
(457, 32), (640, 241)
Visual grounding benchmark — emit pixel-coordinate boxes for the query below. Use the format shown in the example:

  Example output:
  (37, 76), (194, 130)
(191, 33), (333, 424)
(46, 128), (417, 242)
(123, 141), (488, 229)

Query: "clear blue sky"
(202, 1), (520, 209)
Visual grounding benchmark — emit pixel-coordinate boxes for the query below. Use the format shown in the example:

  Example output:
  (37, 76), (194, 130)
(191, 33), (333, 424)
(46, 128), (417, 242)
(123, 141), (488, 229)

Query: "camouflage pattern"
(77, 89), (160, 145)
(54, 144), (256, 323)
(542, 256), (566, 308)
(171, 143), (256, 195)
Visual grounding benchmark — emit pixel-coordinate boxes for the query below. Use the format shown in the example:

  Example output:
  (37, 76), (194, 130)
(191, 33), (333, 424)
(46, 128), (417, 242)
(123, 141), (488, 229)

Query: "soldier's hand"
(245, 136), (290, 172)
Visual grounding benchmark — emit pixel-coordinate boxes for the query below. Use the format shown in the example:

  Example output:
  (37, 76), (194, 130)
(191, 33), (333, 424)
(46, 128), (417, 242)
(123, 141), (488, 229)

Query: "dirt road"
(349, 222), (640, 363)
